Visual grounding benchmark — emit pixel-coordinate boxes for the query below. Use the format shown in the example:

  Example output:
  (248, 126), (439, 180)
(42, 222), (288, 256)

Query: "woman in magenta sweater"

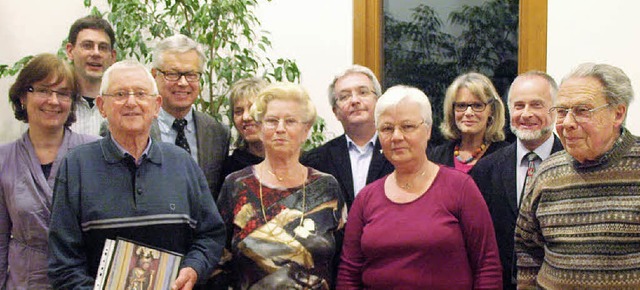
(337, 85), (501, 289)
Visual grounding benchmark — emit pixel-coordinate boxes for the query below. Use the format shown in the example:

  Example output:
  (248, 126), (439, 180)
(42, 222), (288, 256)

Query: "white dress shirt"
(69, 97), (105, 136)
(346, 133), (377, 197)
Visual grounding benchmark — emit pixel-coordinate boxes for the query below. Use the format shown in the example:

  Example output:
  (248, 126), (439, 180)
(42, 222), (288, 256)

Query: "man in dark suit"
(470, 71), (563, 290)
(151, 34), (230, 200)
(301, 65), (393, 209)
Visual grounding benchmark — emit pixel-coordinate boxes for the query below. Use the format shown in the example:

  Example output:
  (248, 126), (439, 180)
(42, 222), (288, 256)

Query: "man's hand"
(172, 267), (198, 290)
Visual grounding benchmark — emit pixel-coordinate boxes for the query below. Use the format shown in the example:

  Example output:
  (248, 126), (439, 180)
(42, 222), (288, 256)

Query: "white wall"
(548, 0), (640, 135)
(0, 0), (352, 143)
(4, 1), (638, 142)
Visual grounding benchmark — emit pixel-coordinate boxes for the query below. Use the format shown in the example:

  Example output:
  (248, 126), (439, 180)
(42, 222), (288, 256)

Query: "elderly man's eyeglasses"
(261, 117), (304, 129)
(78, 41), (112, 54)
(102, 91), (156, 102)
(27, 86), (73, 102)
(378, 121), (425, 136)
(336, 87), (375, 104)
(549, 103), (610, 123)
(453, 99), (493, 113)
(156, 69), (202, 82)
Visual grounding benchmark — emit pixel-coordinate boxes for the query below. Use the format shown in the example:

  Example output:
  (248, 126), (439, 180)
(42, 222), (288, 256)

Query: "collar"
(101, 132), (160, 165)
(158, 108), (195, 133)
(516, 134), (555, 164)
(345, 132), (378, 151)
(572, 127), (635, 170)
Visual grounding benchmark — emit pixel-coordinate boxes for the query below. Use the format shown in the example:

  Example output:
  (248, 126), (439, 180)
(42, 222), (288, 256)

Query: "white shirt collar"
(158, 108), (194, 133)
(516, 134), (555, 165)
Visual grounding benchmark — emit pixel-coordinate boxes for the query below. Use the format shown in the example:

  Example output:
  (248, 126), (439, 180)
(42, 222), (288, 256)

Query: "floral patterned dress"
(216, 166), (346, 289)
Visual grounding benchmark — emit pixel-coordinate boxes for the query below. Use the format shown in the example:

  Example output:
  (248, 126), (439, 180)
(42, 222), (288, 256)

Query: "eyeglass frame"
(335, 86), (376, 105)
(101, 90), (157, 102)
(77, 41), (113, 54)
(155, 69), (202, 82)
(260, 117), (307, 130)
(549, 103), (611, 124)
(377, 120), (426, 136)
(453, 98), (494, 113)
(27, 86), (73, 102)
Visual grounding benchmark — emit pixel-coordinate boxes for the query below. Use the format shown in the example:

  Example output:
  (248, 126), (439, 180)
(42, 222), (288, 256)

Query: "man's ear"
(65, 43), (75, 61)
(153, 95), (163, 118)
(96, 96), (107, 118)
(613, 103), (627, 128)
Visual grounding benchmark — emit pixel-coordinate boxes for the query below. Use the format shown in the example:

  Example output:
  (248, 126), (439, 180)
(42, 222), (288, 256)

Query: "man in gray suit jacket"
(151, 34), (230, 200)
(470, 71), (563, 290)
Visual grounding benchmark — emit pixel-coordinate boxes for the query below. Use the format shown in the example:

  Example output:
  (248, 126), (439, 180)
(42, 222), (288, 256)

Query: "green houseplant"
(0, 0), (326, 149)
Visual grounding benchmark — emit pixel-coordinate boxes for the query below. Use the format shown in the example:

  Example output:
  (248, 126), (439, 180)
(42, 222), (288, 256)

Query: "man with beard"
(301, 65), (394, 209)
(470, 71), (564, 290)
(66, 15), (117, 135)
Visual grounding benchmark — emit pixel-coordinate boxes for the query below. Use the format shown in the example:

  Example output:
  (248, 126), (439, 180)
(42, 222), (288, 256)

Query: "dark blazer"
(300, 134), (394, 209)
(151, 110), (230, 200)
(428, 140), (511, 167)
(469, 135), (563, 290)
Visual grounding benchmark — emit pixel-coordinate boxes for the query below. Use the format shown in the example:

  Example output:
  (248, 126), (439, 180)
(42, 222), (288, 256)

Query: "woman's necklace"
(454, 142), (487, 164)
(258, 165), (309, 238)
(396, 167), (427, 190)
(267, 169), (285, 181)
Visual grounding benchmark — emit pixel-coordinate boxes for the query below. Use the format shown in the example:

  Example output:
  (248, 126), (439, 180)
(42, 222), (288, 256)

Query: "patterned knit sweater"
(514, 128), (640, 289)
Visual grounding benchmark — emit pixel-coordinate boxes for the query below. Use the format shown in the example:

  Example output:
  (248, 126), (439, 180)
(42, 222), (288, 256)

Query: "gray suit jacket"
(150, 110), (230, 200)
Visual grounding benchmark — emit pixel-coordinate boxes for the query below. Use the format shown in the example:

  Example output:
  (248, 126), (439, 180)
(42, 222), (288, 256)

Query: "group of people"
(1, 14), (639, 290)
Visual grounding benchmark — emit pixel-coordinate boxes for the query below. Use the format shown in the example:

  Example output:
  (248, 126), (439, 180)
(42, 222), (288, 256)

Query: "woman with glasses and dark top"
(221, 77), (269, 179)
(337, 85), (501, 289)
(0, 54), (97, 289)
(215, 82), (346, 289)
(429, 72), (510, 173)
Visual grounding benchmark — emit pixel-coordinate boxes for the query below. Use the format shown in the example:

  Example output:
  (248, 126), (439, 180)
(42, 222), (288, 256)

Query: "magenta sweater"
(337, 166), (502, 289)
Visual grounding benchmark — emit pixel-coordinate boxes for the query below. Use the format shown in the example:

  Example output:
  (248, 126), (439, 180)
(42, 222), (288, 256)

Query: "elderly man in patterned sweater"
(514, 63), (640, 289)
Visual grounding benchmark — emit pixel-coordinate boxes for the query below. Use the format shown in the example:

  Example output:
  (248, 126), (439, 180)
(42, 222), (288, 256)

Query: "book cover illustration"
(94, 238), (182, 290)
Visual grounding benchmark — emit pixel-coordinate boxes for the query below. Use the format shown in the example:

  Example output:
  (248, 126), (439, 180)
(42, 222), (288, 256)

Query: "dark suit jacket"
(428, 140), (511, 167)
(469, 135), (563, 290)
(300, 134), (394, 209)
(151, 110), (230, 200)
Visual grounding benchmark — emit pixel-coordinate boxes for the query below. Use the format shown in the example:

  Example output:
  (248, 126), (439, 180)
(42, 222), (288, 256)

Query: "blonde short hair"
(250, 82), (317, 124)
(439, 72), (506, 142)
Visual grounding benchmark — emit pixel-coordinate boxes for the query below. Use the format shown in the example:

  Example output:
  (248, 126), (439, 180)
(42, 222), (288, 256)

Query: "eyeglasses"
(77, 41), (112, 54)
(27, 86), (73, 102)
(453, 99), (493, 112)
(261, 117), (304, 129)
(378, 120), (425, 136)
(102, 91), (156, 102)
(549, 103), (610, 124)
(156, 69), (202, 82)
(336, 86), (376, 105)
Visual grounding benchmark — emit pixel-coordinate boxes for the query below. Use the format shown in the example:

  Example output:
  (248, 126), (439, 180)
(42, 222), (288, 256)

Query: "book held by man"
(94, 237), (183, 290)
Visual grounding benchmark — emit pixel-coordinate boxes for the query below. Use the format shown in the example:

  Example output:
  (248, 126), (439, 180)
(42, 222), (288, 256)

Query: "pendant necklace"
(258, 164), (310, 238)
(397, 167), (427, 190)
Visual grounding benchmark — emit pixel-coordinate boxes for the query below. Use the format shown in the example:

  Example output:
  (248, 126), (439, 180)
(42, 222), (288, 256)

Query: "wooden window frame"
(353, 0), (548, 80)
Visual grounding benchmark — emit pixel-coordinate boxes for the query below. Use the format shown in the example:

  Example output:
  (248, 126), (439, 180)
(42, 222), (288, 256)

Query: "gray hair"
(328, 64), (382, 107)
(100, 60), (158, 95)
(374, 85), (433, 127)
(561, 63), (634, 108)
(152, 34), (206, 71)
(508, 70), (558, 108)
